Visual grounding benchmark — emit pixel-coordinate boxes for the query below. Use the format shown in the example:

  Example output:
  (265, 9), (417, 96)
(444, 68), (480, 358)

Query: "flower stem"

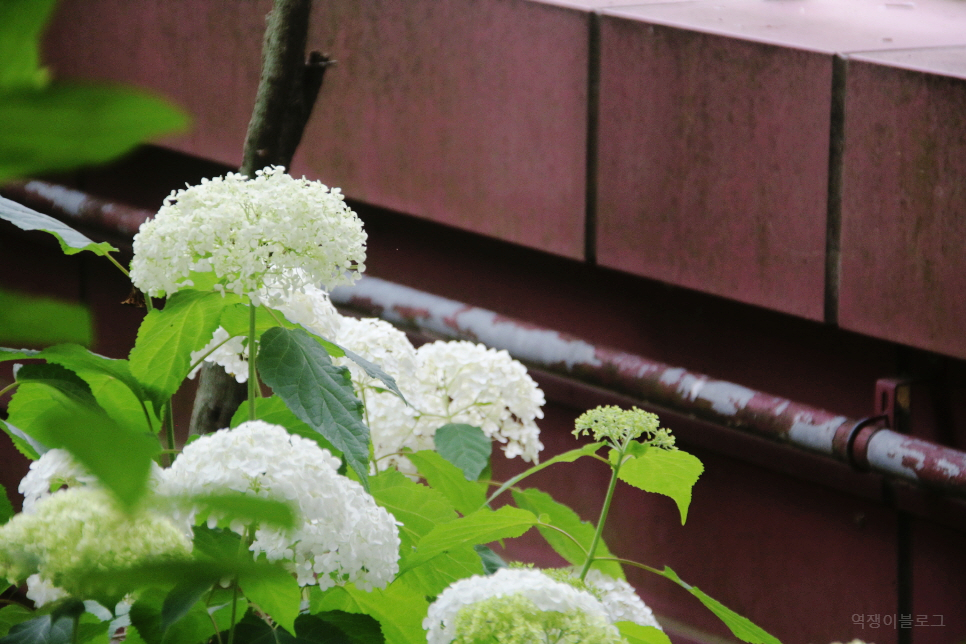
(248, 300), (257, 420)
(165, 399), (176, 462)
(105, 252), (130, 277)
(579, 448), (624, 581)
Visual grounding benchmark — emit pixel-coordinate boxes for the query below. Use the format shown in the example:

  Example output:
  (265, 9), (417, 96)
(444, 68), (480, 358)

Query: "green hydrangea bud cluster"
(0, 488), (191, 597)
(452, 594), (622, 644)
(573, 405), (676, 449)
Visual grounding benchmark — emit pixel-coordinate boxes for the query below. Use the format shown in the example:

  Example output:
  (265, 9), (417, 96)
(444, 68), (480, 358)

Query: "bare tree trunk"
(189, 0), (331, 436)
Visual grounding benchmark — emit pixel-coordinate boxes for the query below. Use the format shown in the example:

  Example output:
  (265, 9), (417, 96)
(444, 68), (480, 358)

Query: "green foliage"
(129, 290), (236, 410)
(433, 424), (490, 481)
(0, 0), (57, 89)
(0, 605), (34, 638)
(304, 612), (385, 644)
(408, 450), (486, 517)
(486, 441), (604, 503)
(256, 327), (370, 488)
(239, 564), (302, 636)
(511, 488), (624, 580)
(0, 288), (93, 346)
(0, 600), (109, 644)
(183, 492), (297, 531)
(615, 622), (673, 644)
(0, 483), (12, 525)
(310, 583), (429, 644)
(657, 567), (780, 644)
(130, 587), (243, 644)
(617, 447), (704, 524)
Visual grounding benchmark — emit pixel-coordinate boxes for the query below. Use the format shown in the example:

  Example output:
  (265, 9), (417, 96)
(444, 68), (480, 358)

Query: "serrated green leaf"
(129, 290), (232, 409)
(401, 505), (537, 572)
(658, 567), (781, 644)
(232, 396), (339, 456)
(0, 483), (13, 525)
(0, 418), (42, 460)
(618, 449), (703, 524)
(0, 288), (94, 346)
(407, 450), (486, 517)
(0, 84), (188, 183)
(14, 362), (95, 405)
(0, 605), (34, 638)
(616, 622), (673, 644)
(239, 565), (301, 636)
(0, 196), (115, 258)
(401, 544), (483, 597)
(0, 611), (73, 644)
(309, 583), (428, 644)
(511, 488), (624, 579)
(257, 327), (370, 489)
(0, 347), (39, 362)
(434, 424), (490, 481)
(369, 469), (457, 551)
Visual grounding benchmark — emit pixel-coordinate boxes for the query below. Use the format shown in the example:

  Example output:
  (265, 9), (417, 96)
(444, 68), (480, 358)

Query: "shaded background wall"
(3, 1), (966, 642)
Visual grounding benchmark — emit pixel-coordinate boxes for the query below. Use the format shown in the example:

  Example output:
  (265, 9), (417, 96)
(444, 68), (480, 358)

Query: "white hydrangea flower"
(130, 166), (366, 304)
(583, 569), (663, 631)
(188, 327), (249, 382)
(413, 341), (545, 462)
(18, 448), (98, 513)
(25, 574), (67, 607)
(0, 488), (191, 596)
(425, 568), (619, 644)
(158, 420), (400, 590)
(333, 317), (425, 475)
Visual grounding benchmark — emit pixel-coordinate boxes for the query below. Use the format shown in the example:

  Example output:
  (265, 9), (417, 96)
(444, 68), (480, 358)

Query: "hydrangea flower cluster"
(574, 405), (676, 449)
(583, 569), (663, 630)
(18, 448), (99, 513)
(0, 488), (191, 599)
(158, 420), (400, 590)
(130, 166), (366, 304)
(424, 567), (622, 644)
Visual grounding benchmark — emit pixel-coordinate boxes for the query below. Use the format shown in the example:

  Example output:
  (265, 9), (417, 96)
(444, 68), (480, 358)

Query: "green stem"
(578, 448), (624, 581)
(227, 582), (240, 644)
(535, 521), (589, 558)
(105, 253), (130, 277)
(593, 556), (662, 577)
(0, 382), (20, 399)
(164, 399), (176, 466)
(248, 300), (257, 420)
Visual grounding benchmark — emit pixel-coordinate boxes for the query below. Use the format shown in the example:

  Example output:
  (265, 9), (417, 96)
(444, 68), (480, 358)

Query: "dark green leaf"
(301, 612), (383, 644)
(232, 396), (339, 456)
(407, 451), (486, 517)
(129, 290), (232, 409)
(615, 622), (673, 644)
(401, 505), (537, 572)
(239, 565), (301, 636)
(512, 488), (624, 579)
(160, 579), (213, 635)
(618, 449), (704, 524)
(310, 584), (428, 644)
(434, 424), (490, 481)
(0, 288), (93, 346)
(658, 567), (781, 644)
(474, 544), (506, 574)
(131, 587), (241, 644)
(0, 605), (34, 639)
(0, 418), (42, 460)
(0, 611), (73, 644)
(257, 327), (370, 489)
(0, 84), (188, 183)
(0, 483), (13, 525)
(335, 344), (407, 404)
(14, 362), (95, 405)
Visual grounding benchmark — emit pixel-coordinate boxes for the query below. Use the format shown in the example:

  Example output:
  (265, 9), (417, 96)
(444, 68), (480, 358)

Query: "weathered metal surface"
(594, 15), (832, 320)
(3, 181), (150, 237)
(332, 275), (966, 496)
(838, 52), (966, 360)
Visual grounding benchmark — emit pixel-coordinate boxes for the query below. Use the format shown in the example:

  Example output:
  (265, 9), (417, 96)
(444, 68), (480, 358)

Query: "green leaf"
(486, 442), (604, 503)
(369, 470), (457, 551)
(618, 449), (704, 524)
(407, 450), (486, 517)
(616, 622), (673, 644)
(160, 579), (212, 635)
(257, 327), (370, 489)
(7, 365), (159, 509)
(239, 565), (301, 636)
(401, 505), (537, 572)
(0, 84), (188, 183)
(0, 347), (39, 362)
(131, 588), (240, 644)
(129, 290), (232, 409)
(402, 544), (483, 597)
(474, 544), (506, 574)
(0, 288), (93, 346)
(511, 488), (624, 579)
(0, 418), (41, 460)
(0, 483), (13, 525)
(0, 0), (57, 89)
(658, 567), (781, 644)
(0, 609), (74, 644)
(434, 424), (490, 481)
(310, 583), (428, 644)
(232, 396), (339, 456)
(0, 197), (115, 258)
(218, 303), (279, 339)
(0, 605), (34, 638)
(303, 612), (384, 644)
(185, 492), (297, 531)
(335, 344), (407, 404)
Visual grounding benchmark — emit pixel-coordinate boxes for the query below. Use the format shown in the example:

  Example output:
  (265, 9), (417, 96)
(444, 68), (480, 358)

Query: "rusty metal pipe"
(5, 181), (966, 497)
(330, 276), (966, 497)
